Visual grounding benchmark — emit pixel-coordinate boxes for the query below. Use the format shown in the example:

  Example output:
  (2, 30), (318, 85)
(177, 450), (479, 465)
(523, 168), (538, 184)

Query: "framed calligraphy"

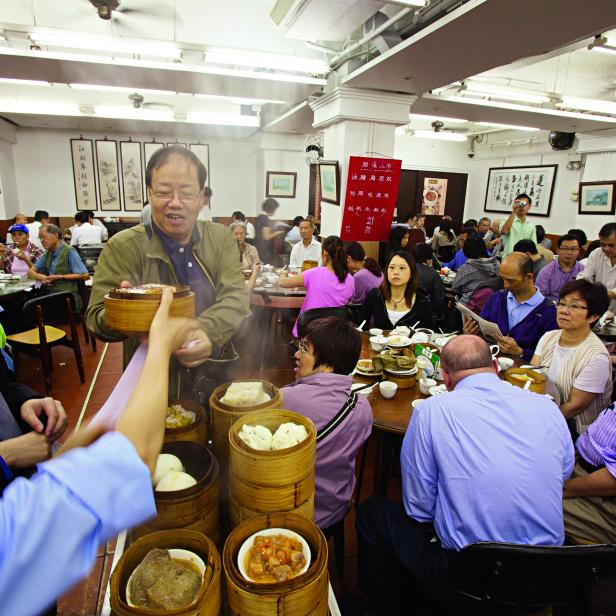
(319, 161), (340, 205)
(70, 138), (98, 211)
(120, 141), (144, 211)
(189, 144), (210, 187)
(96, 140), (121, 211)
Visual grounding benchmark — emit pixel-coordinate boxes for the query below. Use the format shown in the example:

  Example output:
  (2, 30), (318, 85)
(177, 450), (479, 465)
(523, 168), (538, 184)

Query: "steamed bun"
(272, 422), (309, 450)
(153, 453), (183, 486)
(155, 471), (197, 492)
(238, 424), (273, 451)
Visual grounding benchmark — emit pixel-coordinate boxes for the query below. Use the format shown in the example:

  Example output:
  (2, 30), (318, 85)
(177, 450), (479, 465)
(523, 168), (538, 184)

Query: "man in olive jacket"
(86, 146), (249, 367)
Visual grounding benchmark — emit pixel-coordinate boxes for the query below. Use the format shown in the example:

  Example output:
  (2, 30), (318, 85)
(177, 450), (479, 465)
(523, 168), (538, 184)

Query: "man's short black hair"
(559, 279), (609, 320)
(463, 236), (489, 259)
(303, 317), (361, 375)
(412, 242), (434, 264)
(75, 211), (89, 224)
(204, 187), (212, 198)
(460, 227), (475, 237)
(145, 145), (207, 189)
(232, 211), (246, 221)
(568, 228), (588, 246)
(513, 239), (538, 255)
(463, 219), (478, 229)
(262, 198), (279, 215)
(516, 193), (532, 205)
(599, 222), (616, 239)
(557, 233), (581, 249)
(34, 210), (49, 222)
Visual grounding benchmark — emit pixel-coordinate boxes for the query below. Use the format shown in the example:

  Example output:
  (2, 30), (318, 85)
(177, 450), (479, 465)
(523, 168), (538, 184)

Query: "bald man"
(356, 335), (574, 615)
(463, 252), (557, 360)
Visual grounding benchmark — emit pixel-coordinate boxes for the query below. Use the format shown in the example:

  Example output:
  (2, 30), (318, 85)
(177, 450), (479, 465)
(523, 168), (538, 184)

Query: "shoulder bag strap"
(316, 392), (358, 443)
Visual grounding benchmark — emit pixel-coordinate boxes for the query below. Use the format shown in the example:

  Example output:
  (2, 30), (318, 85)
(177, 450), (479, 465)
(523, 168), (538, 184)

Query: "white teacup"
(369, 336), (387, 352)
(411, 399), (425, 410)
(369, 328), (383, 337)
(497, 357), (514, 372)
(393, 326), (410, 337)
(379, 381), (398, 399)
(419, 377), (436, 395)
(489, 344), (500, 358)
(410, 332), (429, 344)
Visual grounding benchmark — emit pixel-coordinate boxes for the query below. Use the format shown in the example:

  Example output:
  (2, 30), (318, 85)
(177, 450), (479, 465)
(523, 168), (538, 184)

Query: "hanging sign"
(340, 156), (402, 241)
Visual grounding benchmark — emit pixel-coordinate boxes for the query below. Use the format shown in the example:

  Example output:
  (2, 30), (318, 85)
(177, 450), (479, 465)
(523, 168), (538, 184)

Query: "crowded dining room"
(1, 1), (616, 615)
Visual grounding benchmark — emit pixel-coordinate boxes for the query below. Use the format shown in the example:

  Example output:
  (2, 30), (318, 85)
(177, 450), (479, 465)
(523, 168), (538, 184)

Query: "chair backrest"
(296, 306), (353, 338)
(406, 229), (426, 250)
(437, 244), (456, 263)
(466, 286), (497, 314)
(448, 541), (616, 608)
(76, 244), (104, 272)
(22, 292), (76, 329)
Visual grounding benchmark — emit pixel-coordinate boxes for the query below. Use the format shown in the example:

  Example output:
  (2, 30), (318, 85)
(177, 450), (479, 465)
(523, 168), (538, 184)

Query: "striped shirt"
(576, 404), (616, 476)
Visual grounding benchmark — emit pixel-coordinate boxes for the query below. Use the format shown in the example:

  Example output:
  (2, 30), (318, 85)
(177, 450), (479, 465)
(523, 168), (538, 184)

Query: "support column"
(310, 87), (416, 253)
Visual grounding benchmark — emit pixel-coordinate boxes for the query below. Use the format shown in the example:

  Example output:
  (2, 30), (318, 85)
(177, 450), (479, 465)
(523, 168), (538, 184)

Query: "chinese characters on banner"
(422, 177), (448, 215)
(70, 139), (98, 211)
(341, 157), (402, 242)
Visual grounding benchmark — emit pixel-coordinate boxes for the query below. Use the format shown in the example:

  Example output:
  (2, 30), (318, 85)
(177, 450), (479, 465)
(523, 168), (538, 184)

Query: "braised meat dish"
(245, 534), (306, 583)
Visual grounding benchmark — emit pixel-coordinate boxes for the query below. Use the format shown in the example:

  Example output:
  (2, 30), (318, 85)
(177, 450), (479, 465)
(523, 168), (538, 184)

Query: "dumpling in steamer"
(238, 424), (273, 450)
(272, 423), (308, 450)
(152, 453), (183, 486)
(155, 471), (197, 491)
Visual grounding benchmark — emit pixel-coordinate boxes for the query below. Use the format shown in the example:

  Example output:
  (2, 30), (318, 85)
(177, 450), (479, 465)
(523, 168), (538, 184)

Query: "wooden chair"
(77, 280), (96, 352)
(7, 291), (85, 395)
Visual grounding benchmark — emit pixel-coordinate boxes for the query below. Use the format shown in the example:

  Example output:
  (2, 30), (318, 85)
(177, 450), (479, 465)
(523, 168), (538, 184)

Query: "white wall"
(394, 134), (471, 173)
(11, 128), (258, 219)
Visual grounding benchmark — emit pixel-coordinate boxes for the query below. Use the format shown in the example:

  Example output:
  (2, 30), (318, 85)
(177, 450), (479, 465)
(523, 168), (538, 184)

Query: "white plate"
(238, 528), (311, 583)
(354, 367), (382, 377)
(386, 336), (412, 348)
(385, 365), (419, 376)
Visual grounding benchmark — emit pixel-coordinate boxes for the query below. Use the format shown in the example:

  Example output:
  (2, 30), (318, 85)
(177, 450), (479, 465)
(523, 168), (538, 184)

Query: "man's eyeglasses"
(152, 190), (201, 204)
(558, 246), (579, 252)
(556, 302), (588, 312)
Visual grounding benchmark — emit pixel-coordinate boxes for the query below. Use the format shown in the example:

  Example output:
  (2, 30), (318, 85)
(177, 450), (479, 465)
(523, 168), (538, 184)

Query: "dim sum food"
(221, 381), (271, 407)
(108, 283), (191, 298)
(166, 403), (196, 429)
(238, 422), (308, 451)
(155, 471), (197, 492)
(241, 531), (309, 583)
(153, 453), (183, 486)
(238, 424), (274, 451)
(127, 548), (204, 609)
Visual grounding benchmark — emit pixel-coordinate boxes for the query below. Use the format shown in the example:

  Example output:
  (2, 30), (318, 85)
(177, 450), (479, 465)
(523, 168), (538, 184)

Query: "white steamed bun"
(272, 422), (309, 450)
(238, 424), (273, 450)
(152, 453), (183, 486)
(155, 471), (197, 491)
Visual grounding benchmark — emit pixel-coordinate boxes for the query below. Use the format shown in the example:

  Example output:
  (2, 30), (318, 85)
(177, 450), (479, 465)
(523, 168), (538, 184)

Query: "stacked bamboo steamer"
(132, 441), (220, 543)
(110, 529), (222, 616)
(228, 409), (316, 528)
(209, 380), (282, 478)
(164, 399), (208, 445)
(505, 367), (546, 394)
(224, 513), (329, 616)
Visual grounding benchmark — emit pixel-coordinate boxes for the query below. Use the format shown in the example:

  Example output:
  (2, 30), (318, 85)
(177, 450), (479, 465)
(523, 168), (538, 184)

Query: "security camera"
(467, 151), (475, 159)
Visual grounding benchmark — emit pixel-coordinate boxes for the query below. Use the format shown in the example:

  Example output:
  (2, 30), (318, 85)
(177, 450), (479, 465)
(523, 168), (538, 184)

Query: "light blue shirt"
(34, 244), (88, 275)
(0, 432), (155, 615)
(506, 288), (544, 329)
(401, 372), (574, 551)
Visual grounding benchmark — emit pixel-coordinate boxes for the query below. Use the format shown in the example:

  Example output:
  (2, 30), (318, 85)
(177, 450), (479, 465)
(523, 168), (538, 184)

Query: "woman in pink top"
(279, 235), (355, 337)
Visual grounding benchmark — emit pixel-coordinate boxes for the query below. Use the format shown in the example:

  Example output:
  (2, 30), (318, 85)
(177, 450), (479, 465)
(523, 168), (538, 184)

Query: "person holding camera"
(500, 193), (537, 258)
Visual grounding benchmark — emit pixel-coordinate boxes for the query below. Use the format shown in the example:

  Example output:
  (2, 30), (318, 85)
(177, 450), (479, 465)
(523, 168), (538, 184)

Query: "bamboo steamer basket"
(111, 530), (222, 616)
(301, 260), (318, 271)
(132, 441), (220, 543)
(383, 370), (418, 390)
(228, 409), (316, 527)
(505, 367), (546, 394)
(164, 399), (208, 445)
(104, 284), (195, 335)
(223, 513), (329, 616)
(210, 380), (282, 475)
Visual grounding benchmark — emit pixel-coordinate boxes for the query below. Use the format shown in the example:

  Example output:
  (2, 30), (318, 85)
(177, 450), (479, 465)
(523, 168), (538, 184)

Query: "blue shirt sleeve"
(400, 406), (437, 522)
(68, 249), (89, 274)
(0, 432), (155, 616)
(34, 253), (47, 272)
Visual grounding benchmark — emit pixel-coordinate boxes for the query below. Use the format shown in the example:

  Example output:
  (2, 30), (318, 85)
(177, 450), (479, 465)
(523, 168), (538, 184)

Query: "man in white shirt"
(86, 211), (108, 241)
(231, 210), (255, 239)
(70, 211), (104, 246)
(26, 210), (49, 250)
(577, 222), (616, 312)
(197, 187), (213, 222)
(289, 219), (322, 268)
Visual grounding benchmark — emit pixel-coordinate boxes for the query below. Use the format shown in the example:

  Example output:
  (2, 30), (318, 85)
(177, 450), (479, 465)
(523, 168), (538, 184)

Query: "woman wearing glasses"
(531, 279), (612, 435)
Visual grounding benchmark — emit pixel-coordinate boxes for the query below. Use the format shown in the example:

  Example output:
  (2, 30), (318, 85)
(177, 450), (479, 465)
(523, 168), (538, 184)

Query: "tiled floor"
(14, 328), (400, 615)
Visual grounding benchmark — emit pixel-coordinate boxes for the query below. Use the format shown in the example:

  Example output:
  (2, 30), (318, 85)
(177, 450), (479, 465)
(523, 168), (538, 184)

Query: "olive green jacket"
(86, 221), (249, 362)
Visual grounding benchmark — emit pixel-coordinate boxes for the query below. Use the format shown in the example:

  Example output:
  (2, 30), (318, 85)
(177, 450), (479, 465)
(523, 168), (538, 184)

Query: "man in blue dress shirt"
(0, 289), (201, 616)
(357, 335), (574, 615)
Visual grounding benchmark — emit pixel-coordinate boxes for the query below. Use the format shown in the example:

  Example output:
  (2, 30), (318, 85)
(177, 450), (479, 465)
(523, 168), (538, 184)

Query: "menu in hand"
(340, 156), (402, 242)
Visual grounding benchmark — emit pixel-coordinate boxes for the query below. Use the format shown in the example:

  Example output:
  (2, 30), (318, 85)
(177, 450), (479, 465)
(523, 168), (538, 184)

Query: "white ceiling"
(0, 0), (615, 137)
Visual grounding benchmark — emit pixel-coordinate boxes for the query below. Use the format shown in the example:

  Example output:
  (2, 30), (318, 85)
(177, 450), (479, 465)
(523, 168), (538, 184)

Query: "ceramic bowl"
(369, 336), (388, 352)
(411, 399), (425, 410)
(379, 381), (398, 399)
(419, 377), (437, 395)
(497, 357), (515, 372)
(428, 384), (448, 396)
(392, 326), (411, 337)
(369, 328), (383, 337)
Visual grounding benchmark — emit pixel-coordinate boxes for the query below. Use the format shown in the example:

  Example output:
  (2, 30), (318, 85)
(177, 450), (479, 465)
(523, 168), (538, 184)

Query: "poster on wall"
(70, 138), (98, 211)
(340, 156), (402, 242)
(421, 177), (448, 215)
(484, 164), (557, 217)
(167, 142), (187, 148)
(578, 181), (616, 215)
(120, 141), (144, 211)
(144, 141), (164, 168)
(189, 144), (210, 187)
(95, 140), (121, 211)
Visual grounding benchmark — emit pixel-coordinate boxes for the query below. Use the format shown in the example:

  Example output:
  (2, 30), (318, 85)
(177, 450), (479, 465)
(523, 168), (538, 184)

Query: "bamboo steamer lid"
(104, 284), (195, 335)
(228, 409), (316, 528)
(223, 513), (329, 616)
(164, 399), (208, 445)
(301, 260), (318, 271)
(132, 441), (219, 544)
(505, 367), (546, 394)
(110, 529), (222, 616)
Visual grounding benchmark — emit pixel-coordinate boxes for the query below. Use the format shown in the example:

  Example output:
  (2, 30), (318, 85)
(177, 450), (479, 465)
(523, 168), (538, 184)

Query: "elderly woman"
(0, 224), (43, 277)
(532, 279), (612, 435)
(281, 317), (372, 529)
(231, 222), (260, 270)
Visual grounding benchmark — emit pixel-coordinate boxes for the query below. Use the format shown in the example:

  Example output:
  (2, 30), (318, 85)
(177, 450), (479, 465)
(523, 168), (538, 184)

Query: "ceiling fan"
(88, 0), (172, 21)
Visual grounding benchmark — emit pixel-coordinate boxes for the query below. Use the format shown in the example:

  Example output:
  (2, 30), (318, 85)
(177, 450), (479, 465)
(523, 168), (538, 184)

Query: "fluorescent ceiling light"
(409, 113), (467, 124)
(0, 100), (81, 116)
(194, 93), (285, 105)
(387, 0), (427, 5)
(186, 112), (260, 127)
(412, 130), (467, 141)
(0, 77), (50, 86)
(592, 46), (616, 56)
(95, 106), (175, 122)
(475, 121), (540, 132)
(462, 82), (551, 104)
(204, 49), (329, 75)
(558, 96), (616, 115)
(30, 29), (182, 59)
(70, 83), (176, 96)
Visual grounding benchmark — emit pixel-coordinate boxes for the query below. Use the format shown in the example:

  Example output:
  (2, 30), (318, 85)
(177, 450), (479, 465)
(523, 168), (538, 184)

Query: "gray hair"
(230, 222), (246, 234)
(479, 217), (491, 225)
(41, 223), (61, 238)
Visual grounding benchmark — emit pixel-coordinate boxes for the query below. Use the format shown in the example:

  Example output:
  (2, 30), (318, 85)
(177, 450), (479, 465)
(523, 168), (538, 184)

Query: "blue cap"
(8, 224), (29, 235)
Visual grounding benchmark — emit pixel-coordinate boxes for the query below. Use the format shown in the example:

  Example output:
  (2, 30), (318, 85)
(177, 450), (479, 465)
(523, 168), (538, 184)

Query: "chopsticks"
(352, 381), (380, 393)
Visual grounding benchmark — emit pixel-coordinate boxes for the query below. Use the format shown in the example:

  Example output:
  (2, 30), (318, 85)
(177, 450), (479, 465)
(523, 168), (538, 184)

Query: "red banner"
(340, 156), (402, 242)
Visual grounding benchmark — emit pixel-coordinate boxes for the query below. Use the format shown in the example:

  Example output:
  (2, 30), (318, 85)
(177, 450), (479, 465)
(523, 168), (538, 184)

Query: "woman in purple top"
(281, 317), (372, 529)
(279, 235), (355, 337)
(346, 241), (383, 303)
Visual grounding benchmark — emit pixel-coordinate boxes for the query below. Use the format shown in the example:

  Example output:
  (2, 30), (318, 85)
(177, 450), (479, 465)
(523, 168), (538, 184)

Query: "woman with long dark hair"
(431, 218), (456, 259)
(358, 250), (434, 330)
(346, 241), (383, 303)
(279, 235), (355, 336)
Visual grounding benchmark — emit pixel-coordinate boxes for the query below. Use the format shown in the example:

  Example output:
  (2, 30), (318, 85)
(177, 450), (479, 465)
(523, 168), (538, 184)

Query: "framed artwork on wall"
(484, 164), (557, 217)
(578, 181), (616, 215)
(120, 141), (144, 211)
(318, 161), (340, 205)
(189, 143), (210, 187)
(167, 142), (187, 148)
(144, 141), (164, 168)
(70, 138), (98, 211)
(266, 171), (297, 198)
(96, 140), (121, 211)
